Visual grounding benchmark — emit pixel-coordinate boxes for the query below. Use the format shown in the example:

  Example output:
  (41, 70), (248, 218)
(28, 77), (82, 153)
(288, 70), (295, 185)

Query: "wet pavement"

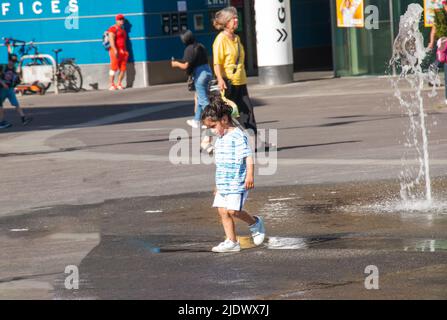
(1, 179), (446, 300)
(1, 75), (447, 299)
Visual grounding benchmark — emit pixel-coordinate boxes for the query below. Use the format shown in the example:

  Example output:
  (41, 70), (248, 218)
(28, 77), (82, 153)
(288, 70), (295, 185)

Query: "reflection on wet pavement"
(1, 179), (447, 299)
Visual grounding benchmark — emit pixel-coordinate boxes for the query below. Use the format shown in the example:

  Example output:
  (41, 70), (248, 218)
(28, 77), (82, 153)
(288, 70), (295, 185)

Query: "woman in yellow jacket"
(212, 7), (258, 145)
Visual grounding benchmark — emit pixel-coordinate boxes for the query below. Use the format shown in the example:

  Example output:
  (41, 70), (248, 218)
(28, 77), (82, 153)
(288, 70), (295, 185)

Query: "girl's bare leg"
(218, 207), (237, 242)
(229, 210), (256, 226)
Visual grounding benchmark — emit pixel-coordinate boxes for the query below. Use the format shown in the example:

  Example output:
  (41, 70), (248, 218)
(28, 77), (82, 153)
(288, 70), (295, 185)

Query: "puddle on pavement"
(266, 236), (447, 252)
(124, 234), (447, 253)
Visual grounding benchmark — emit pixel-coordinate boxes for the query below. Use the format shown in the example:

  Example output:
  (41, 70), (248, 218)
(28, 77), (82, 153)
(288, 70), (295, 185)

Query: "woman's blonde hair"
(213, 6), (237, 31)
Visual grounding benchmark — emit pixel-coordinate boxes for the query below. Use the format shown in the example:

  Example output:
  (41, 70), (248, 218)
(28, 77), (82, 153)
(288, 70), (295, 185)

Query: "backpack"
(436, 37), (447, 63)
(102, 31), (111, 50)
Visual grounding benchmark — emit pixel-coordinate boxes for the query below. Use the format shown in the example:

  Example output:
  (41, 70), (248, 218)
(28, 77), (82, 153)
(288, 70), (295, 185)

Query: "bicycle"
(51, 48), (83, 92)
(3, 37), (83, 93)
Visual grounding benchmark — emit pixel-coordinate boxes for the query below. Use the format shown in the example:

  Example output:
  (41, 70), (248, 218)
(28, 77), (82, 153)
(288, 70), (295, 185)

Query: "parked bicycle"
(3, 37), (83, 93)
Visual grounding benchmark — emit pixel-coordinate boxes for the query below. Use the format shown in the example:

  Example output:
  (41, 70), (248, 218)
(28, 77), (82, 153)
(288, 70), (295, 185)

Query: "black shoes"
(0, 121), (12, 129)
(21, 116), (33, 125)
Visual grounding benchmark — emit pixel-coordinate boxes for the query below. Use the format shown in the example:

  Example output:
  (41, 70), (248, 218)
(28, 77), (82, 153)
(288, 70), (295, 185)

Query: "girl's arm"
(245, 156), (255, 190)
(171, 60), (189, 70)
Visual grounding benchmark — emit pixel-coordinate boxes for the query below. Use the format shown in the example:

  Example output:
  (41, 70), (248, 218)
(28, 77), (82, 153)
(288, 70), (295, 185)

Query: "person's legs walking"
(6, 88), (32, 125)
(117, 52), (128, 90)
(211, 207), (240, 253)
(226, 85), (260, 149)
(228, 210), (256, 226)
(194, 66), (212, 122)
(0, 90), (12, 128)
(240, 86), (257, 134)
(230, 210), (265, 246)
(444, 63), (447, 103)
(109, 50), (118, 90)
(218, 207), (237, 242)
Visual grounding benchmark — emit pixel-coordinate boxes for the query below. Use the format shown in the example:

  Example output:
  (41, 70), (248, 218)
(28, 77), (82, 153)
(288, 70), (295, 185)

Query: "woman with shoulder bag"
(171, 30), (213, 129)
(212, 6), (259, 148)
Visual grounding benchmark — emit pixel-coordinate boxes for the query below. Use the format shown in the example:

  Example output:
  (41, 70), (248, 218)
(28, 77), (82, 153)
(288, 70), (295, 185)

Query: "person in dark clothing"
(171, 30), (213, 129)
(0, 56), (33, 129)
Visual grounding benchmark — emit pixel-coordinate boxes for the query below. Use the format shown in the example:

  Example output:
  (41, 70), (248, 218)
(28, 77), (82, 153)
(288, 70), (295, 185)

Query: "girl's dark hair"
(180, 30), (195, 46)
(201, 95), (233, 122)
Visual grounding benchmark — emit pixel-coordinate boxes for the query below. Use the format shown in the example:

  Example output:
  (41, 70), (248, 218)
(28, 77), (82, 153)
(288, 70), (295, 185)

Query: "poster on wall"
(336, 0), (364, 28)
(424, 0), (444, 27)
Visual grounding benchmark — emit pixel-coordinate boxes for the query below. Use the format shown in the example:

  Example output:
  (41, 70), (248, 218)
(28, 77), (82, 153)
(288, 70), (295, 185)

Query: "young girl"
(202, 97), (265, 253)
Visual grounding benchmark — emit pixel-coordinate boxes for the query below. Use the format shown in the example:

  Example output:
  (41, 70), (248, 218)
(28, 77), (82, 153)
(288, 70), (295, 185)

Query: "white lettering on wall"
(0, 1), (79, 17)
(69, 0), (79, 13)
(1, 3), (11, 16)
(32, 1), (43, 15)
(52, 0), (61, 14)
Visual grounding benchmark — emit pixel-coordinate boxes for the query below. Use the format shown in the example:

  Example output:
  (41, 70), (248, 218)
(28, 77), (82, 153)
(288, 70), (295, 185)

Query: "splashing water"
(390, 3), (437, 207)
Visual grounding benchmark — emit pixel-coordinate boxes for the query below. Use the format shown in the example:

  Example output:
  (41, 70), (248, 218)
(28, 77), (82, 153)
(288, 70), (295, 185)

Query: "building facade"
(0, 0), (433, 89)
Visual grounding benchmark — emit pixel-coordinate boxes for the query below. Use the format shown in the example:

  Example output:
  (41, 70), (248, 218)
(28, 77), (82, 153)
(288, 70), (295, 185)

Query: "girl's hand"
(171, 60), (176, 68)
(245, 176), (254, 190)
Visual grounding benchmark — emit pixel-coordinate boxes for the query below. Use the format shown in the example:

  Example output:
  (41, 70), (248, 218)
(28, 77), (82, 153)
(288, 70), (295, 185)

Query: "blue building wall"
(0, 0), (333, 82)
(142, 0), (222, 62)
(0, 0), (227, 65)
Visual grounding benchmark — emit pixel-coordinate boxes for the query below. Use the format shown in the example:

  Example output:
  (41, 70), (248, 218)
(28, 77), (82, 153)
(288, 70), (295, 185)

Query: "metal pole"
(243, 0), (255, 76)
(389, 0), (396, 76)
(329, 0), (338, 77)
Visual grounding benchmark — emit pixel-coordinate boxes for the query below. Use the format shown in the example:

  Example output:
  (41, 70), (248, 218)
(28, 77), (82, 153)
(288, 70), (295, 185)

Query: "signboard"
(180, 13), (188, 32)
(255, 0), (293, 68)
(206, 0), (230, 8)
(336, 0), (364, 28)
(177, 1), (187, 12)
(162, 14), (171, 34)
(424, 0), (444, 27)
(161, 12), (188, 35)
(171, 13), (179, 34)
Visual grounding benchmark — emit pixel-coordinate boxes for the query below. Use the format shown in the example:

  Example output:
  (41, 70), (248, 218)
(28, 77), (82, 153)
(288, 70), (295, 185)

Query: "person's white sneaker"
(109, 85), (117, 91)
(249, 216), (266, 246)
(212, 239), (241, 253)
(186, 119), (199, 129)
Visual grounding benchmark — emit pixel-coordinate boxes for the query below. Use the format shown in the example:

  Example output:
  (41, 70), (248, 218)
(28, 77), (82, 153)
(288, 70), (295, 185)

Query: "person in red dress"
(108, 14), (129, 90)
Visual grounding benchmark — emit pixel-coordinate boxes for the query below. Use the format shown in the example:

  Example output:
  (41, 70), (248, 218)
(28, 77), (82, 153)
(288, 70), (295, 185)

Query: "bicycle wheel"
(58, 62), (83, 92)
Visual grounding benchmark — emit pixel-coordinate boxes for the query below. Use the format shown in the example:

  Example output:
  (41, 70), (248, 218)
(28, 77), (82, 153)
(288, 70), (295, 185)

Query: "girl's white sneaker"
(249, 216), (266, 246)
(212, 239), (241, 253)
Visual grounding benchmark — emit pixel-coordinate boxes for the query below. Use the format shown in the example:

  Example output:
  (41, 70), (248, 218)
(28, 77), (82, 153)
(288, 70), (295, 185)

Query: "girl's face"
(344, 0), (351, 7)
(225, 14), (239, 32)
(203, 116), (230, 137)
